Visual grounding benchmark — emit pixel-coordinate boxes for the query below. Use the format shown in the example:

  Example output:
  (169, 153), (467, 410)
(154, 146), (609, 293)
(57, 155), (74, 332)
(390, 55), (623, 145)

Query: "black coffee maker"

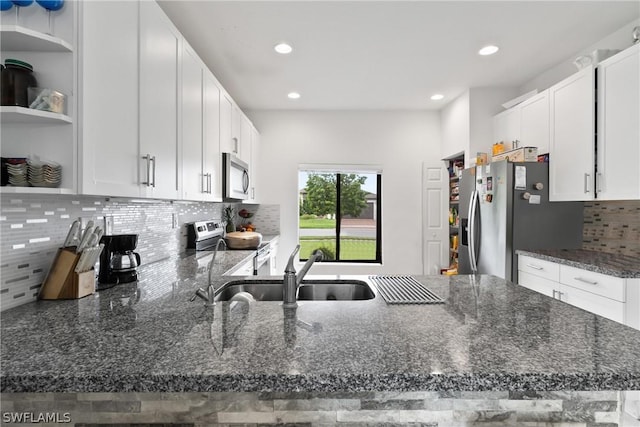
(97, 234), (141, 290)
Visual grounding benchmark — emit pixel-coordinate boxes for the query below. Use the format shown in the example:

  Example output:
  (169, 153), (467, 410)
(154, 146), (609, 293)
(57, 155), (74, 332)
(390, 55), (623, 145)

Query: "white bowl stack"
(27, 158), (61, 187)
(6, 159), (28, 186)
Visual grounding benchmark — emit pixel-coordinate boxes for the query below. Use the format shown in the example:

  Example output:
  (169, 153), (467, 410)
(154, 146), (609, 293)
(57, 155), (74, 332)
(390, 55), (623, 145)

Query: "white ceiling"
(158, 1), (639, 111)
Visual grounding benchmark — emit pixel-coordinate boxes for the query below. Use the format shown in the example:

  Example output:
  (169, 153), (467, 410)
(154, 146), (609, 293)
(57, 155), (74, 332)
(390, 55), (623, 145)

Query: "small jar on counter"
(1, 59), (38, 107)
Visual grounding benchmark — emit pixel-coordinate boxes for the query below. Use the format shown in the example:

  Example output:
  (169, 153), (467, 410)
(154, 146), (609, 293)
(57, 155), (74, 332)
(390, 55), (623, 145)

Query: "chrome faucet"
(208, 239), (227, 285)
(191, 239), (227, 307)
(283, 244), (324, 308)
(190, 283), (216, 307)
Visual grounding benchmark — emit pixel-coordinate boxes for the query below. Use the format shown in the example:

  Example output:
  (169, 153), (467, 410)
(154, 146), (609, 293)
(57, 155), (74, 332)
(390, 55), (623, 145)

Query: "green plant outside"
(299, 218), (336, 229)
(299, 237), (376, 261)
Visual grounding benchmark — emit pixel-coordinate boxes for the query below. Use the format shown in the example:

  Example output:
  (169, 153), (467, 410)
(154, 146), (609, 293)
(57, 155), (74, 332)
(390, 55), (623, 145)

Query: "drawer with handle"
(559, 265), (626, 302)
(518, 255), (560, 282)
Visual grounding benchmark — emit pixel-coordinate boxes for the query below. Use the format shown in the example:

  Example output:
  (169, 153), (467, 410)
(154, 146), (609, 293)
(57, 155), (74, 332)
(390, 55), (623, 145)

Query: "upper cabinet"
(1, 2), (76, 194)
(138, 0), (181, 200)
(181, 41), (222, 202)
(596, 44), (640, 200)
(519, 90), (549, 155)
(79, 0), (140, 197)
(493, 108), (520, 150)
(78, 1), (257, 201)
(546, 45), (639, 201)
(493, 90), (550, 155)
(549, 66), (595, 201)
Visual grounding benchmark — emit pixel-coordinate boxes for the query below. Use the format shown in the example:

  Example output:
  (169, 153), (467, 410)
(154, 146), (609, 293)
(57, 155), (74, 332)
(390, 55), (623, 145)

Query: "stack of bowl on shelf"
(0, 157), (61, 187)
(27, 158), (61, 187)
(3, 158), (28, 186)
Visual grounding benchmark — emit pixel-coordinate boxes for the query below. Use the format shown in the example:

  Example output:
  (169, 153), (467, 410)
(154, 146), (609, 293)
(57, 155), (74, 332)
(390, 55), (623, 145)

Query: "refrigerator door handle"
(468, 190), (479, 273)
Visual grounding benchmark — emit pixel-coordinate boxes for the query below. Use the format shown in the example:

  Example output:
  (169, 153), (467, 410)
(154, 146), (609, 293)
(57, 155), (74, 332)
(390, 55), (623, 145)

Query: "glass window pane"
(299, 171), (337, 261)
(339, 173), (378, 261)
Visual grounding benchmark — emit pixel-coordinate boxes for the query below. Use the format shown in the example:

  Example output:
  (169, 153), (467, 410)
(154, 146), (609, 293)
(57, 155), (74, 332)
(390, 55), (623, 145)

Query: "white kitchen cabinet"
(1, 4), (76, 194)
(239, 113), (253, 164)
(548, 66), (595, 201)
(79, 0), (140, 197)
(220, 94), (238, 156)
(180, 42), (221, 202)
(269, 237), (280, 275)
(493, 108), (520, 149)
(245, 124), (260, 203)
(181, 42), (205, 201)
(517, 254), (639, 329)
(203, 71), (222, 201)
(139, 0), (181, 200)
(519, 90), (550, 155)
(596, 44), (640, 200)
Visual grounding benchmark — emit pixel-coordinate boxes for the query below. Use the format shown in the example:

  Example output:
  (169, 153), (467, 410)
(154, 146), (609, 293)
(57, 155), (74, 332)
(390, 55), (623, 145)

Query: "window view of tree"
(299, 170), (381, 262)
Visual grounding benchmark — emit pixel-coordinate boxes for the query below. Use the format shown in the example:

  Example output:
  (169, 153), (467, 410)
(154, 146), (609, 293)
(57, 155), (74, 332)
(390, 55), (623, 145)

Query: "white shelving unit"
(0, 24), (73, 52)
(0, 8), (77, 195)
(0, 106), (71, 124)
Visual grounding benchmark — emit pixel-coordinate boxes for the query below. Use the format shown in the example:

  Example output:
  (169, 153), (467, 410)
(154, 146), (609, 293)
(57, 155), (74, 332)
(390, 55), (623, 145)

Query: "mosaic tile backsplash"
(0, 194), (280, 311)
(583, 200), (640, 258)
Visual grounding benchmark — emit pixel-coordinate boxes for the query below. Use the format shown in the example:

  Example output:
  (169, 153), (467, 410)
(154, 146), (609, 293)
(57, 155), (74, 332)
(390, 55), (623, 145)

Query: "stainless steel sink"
(214, 279), (375, 302)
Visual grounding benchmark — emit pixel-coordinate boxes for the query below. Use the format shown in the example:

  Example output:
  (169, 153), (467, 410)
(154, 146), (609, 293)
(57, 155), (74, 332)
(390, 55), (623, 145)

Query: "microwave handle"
(242, 170), (250, 194)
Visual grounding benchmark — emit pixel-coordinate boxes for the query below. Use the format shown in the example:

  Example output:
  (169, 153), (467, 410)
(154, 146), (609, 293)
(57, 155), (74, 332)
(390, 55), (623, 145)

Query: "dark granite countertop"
(516, 249), (640, 278)
(2, 247), (640, 393)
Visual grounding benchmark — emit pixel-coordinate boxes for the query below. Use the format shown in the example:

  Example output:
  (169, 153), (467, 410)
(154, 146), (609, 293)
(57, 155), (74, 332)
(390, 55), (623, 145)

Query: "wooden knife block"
(39, 248), (95, 300)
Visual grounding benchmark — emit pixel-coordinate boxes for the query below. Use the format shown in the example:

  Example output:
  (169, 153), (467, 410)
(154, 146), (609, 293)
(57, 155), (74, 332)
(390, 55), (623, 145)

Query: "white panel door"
(596, 45), (640, 200)
(139, 0), (181, 200)
(549, 66), (595, 201)
(181, 43), (204, 201)
(204, 71), (222, 201)
(220, 94), (235, 155)
(422, 163), (448, 275)
(79, 1), (140, 197)
(519, 90), (550, 155)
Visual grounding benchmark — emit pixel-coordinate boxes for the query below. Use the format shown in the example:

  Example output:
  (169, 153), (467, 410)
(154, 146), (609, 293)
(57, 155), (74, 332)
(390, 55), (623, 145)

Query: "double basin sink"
(215, 278), (375, 302)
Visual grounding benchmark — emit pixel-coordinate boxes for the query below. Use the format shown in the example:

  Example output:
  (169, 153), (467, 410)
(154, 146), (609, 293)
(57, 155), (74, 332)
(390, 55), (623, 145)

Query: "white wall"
(249, 110), (440, 275)
(440, 90), (470, 162)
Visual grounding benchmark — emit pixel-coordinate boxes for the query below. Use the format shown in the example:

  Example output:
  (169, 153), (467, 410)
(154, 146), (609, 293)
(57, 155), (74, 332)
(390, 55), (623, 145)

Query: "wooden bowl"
(225, 231), (262, 249)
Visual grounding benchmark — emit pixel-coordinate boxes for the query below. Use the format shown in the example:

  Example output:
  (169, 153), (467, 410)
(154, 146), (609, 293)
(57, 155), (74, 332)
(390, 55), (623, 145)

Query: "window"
(298, 168), (381, 263)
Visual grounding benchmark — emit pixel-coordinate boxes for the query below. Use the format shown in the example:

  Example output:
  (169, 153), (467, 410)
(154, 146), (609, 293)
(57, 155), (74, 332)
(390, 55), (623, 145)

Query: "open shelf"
(1, 106), (72, 124)
(0, 25), (73, 52)
(0, 186), (75, 195)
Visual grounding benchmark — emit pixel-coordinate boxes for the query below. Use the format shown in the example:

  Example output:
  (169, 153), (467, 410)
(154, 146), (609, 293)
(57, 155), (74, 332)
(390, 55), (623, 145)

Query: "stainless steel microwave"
(222, 152), (249, 201)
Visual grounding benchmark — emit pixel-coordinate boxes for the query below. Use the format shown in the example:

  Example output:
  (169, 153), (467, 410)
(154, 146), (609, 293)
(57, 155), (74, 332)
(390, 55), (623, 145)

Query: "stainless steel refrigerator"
(458, 161), (583, 282)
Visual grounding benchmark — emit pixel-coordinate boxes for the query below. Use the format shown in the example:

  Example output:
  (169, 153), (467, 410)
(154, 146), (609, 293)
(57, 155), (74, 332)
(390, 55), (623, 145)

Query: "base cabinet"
(518, 254), (639, 329)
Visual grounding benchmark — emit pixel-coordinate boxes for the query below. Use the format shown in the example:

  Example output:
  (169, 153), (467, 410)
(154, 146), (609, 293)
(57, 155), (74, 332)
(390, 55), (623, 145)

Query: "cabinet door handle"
(574, 277), (598, 285)
(526, 264), (543, 270)
(207, 173), (212, 194)
(202, 173), (207, 194)
(596, 173), (603, 194)
(233, 137), (238, 154)
(151, 155), (156, 187)
(556, 291), (563, 300)
(584, 173), (591, 193)
(142, 154), (152, 187)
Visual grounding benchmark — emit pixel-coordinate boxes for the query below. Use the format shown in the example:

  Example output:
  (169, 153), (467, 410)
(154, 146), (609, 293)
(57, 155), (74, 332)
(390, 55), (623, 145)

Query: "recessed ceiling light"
(478, 45), (499, 56)
(274, 43), (293, 54)
(430, 94), (444, 101)
(287, 92), (301, 99)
